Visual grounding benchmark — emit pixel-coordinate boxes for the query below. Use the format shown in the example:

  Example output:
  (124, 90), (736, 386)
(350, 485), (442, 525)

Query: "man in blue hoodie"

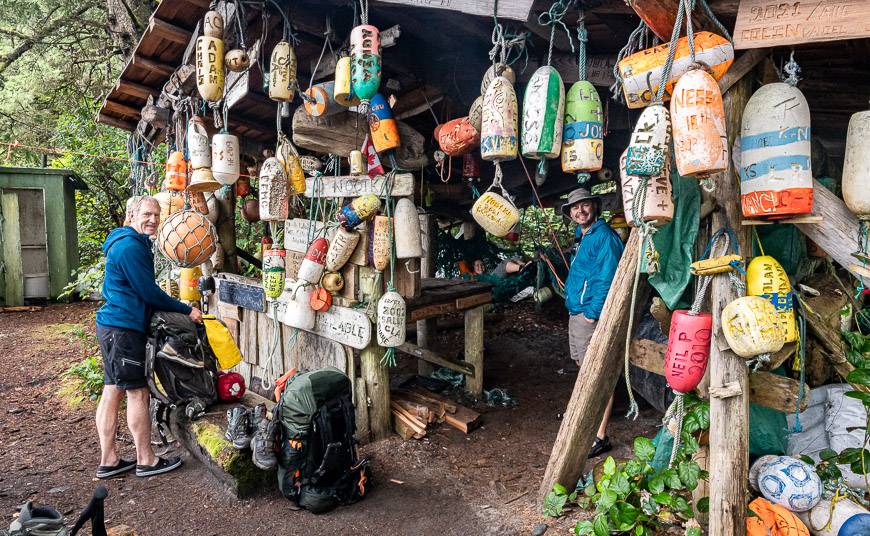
(94, 196), (201, 479)
(562, 187), (624, 458)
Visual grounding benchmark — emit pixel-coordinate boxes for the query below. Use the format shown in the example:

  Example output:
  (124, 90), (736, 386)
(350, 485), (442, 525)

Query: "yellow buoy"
(746, 256), (797, 343)
(333, 56), (359, 107)
(721, 296), (785, 359)
(471, 189), (519, 237)
(269, 41), (296, 102)
(195, 11), (224, 103)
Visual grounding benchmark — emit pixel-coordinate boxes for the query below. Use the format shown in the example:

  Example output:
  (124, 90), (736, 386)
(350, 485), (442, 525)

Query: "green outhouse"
(0, 167), (87, 305)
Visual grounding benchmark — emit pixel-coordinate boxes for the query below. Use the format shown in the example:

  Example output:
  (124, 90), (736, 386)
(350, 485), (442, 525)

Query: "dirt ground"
(0, 301), (660, 535)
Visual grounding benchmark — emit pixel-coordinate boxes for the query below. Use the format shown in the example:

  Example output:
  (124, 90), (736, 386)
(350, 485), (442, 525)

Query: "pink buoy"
(664, 310), (712, 393)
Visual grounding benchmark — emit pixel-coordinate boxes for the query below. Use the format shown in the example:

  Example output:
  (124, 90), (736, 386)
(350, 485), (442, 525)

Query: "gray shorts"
(568, 314), (597, 366)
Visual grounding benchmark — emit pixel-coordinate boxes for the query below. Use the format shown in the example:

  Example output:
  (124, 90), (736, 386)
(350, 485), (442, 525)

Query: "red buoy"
(664, 310), (712, 393)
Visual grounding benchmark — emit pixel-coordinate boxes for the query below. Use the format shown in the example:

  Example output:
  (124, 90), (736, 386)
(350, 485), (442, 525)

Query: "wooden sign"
(733, 0), (870, 49)
(225, 70), (249, 110)
(217, 278), (265, 312)
(310, 306), (372, 349)
(283, 218), (325, 253)
(304, 173), (414, 198)
(374, 0), (534, 21)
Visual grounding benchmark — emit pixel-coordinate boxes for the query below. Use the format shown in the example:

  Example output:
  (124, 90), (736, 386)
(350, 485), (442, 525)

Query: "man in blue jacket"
(562, 187), (624, 458)
(94, 196), (201, 479)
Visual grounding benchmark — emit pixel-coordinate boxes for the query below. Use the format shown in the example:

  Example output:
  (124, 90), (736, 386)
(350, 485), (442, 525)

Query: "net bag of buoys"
(157, 209), (218, 268)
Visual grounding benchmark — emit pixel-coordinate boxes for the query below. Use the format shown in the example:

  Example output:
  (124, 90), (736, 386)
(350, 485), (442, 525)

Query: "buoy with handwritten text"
(670, 68), (728, 178)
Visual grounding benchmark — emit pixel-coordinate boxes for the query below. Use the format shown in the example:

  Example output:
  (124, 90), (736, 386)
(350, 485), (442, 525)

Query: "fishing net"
(157, 209), (218, 268)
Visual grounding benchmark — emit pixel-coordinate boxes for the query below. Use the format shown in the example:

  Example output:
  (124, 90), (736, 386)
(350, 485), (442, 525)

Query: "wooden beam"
(149, 17), (193, 44)
(718, 49), (767, 94)
(115, 80), (160, 100)
(629, 339), (808, 413)
(132, 55), (175, 77)
(464, 305), (485, 396)
(794, 179), (863, 280)
(103, 100), (141, 118)
(1, 193), (23, 306)
(540, 229), (647, 499)
(708, 74), (752, 536)
(800, 295), (869, 394)
(359, 267), (391, 441)
(396, 342), (475, 376)
(96, 113), (136, 131)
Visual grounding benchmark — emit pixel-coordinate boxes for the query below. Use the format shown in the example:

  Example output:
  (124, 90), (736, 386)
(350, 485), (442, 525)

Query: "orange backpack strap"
(273, 368), (298, 402)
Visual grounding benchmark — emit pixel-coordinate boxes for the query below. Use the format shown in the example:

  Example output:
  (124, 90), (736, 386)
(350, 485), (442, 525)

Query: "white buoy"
(258, 157), (289, 222)
(393, 198), (423, 259)
(211, 133), (240, 185)
(377, 290), (406, 347)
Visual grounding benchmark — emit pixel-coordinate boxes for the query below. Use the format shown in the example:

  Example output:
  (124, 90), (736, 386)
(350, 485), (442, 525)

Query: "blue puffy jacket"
(564, 219), (624, 319)
(96, 227), (192, 333)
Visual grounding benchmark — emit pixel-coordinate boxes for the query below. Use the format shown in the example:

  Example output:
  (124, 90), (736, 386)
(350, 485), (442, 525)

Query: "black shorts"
(96, 325), (148, 390)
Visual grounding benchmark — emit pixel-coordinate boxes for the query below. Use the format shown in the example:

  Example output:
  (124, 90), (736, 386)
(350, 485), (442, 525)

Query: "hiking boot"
(7, 501), (69, 536)
(136, 456), (183, 477)
(250, 404), (277, 470)
(225, 406), (252, 450)
(587, 436), (612, 459)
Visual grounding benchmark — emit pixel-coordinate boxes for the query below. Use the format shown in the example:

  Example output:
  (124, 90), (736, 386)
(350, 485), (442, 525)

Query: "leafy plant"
(543, 482), (577, 518)
(64, 354), (104, 400)
(59, 258), (105, 301)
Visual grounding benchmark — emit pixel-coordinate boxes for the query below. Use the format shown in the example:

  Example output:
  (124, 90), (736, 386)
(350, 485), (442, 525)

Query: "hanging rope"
(489, 0), (531, 71)
(793, 306), (807, 432)
(653, 0), (692, 105)
(610, 19), (649, 102)
(538, 0), (575, 67)
(576, 10), (588, 80)
(782, 50), (801, 87)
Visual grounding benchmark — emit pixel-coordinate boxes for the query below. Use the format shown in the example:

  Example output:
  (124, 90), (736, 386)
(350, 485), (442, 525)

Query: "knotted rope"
(537, 0), (574, 67)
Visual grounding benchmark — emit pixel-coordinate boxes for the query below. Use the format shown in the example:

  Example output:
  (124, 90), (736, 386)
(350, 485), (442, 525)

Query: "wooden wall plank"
(1, 192), (23, 306)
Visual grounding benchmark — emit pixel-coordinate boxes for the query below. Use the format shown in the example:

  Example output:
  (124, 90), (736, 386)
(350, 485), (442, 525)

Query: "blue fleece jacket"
(564, 219), (624, 319)
(96, 227), (192, 333)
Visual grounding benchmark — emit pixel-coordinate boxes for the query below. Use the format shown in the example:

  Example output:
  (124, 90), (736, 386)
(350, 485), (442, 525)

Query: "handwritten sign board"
(284, 218), (325, 253)
(305, 173), (415, 199)
(374, 0), (534, 21)
(268, 300), (372, 350)
(217, 278), (265, 312)
(733, 0), (870, 49)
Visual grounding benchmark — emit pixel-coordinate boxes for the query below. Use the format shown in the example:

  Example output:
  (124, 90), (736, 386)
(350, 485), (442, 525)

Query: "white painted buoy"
(393, 198), (422, 258)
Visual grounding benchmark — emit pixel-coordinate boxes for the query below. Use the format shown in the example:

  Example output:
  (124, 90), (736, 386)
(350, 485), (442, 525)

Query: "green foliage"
(59, 258), (105, 300)
(547, 395), (711, 535)
(64, 354), (103, 400)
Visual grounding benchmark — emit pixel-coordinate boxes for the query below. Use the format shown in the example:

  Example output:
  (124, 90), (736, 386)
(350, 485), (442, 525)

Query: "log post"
(708, 74), (752, 535)
(540, 229), (646, 498)
(213, 187), (238, 273)
(359, 267), (391, 441)
(418, 213), (436, 376)
(464, 305), (485, 396)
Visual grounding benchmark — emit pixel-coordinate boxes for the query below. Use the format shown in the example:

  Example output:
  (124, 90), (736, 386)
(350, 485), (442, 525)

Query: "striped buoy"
(262, 247), (286, 300)
(298, 237), (328, 285)
(521, 66), (565, 161)
(671, 69), (728, 178)
(368, 93), (401, 154)
(740, 83), (813, 218)
(561, 80), (604, 174)
(304, 81), (340, 118)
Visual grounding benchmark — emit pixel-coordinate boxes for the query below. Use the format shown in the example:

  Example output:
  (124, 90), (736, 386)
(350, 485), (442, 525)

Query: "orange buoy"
(304, 81), (340, 118)
(157, 209), (218, 267)
(670, 69), (727, 178)
(664, 311), (712, 393)
(165, 151), (188, 191)
(436, 117), (480, 156)
(235, 175), (250, 197)
(309, 286), (332, 312)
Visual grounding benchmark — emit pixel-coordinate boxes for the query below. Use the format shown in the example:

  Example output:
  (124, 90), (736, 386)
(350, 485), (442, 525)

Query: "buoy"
(165, 151), (187, 191)
(368, 93), (401, 154)
(480, 63), (515, 95)
(670, 69), (728, 178)
(224, 49), (250, 72)
(325, 226), (360, 272)
(268, 41), (296, 102)
(371, 215), (392, 271)
(339, 194), (380, 229)
(188, 168), (221, 194)
(435, 117), (480, 156)
(262, 247), (286, 300)
(755, 456), (822, 512)
(321, 272), (345, 293)
(261, 235), (273, 258)
(195, 11), (224, 102)
(480, 76), (519, 162)
(276, 138), (306, 195)
(469, 96), (484, 132)
(304, 81), (340, 118)
(521, 66), (565, 163)
(841, 109), (870, 218)
(721, 296), (785, 358)
(746, 497), (810, 536)
(278, 281), (316, 331)
(664, 311), (712, 393)
(157, 209), (218, 267)
(299, 155), (323, 175)
(349, 227), (369, 266)
(155, 190), (185, 221)
(619, 148), (674, 226)
(241, 197), (259, 222)
(377, 291), (406, 347)
(471, 189), (519, 237)
(258, 158), (289, 222)
(740, 83), (813, 218)
(626, 104), (671, 176)
(561, 80), (604, 174)
(211, 133), (240, 185)
(617, 31), (734, 109)
(187, 116), (211, 169)
(309, 286), (332, 312)
(798, 498), (870, 536)
(394, 198), (423, 258)
(333, 55), (359, 107)
(179, 266), (202, 302)
(298, 237), (328, 285)
(351, 24), (381, 113)
(462, 152), (481, 179)
(235, 175), (250, 197)
(159, 277), (179, 299)
(746, 256), (797, 343)
(349, 150), (366, 175)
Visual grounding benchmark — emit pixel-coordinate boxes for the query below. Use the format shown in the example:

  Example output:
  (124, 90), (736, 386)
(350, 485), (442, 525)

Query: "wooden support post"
(359, 267), (391, 441)
(214, 187), (237, 273)
(417, 213), (436, 376)
(416, 318), (436, 376)
(464, 305), (485, 397)
(540, 230), (645, 499)
(1, 192), (23, 306)
(708, 75), (752, 535)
